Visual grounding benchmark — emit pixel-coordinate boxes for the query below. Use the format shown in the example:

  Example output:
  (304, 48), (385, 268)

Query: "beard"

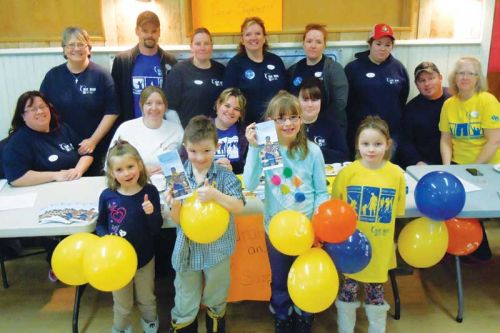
(143, 38), (157, 48)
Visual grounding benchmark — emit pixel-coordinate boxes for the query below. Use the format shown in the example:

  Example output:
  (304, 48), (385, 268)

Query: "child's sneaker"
(48, 269), (58, 282)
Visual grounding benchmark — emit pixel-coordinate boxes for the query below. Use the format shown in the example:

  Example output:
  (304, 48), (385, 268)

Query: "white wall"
(0, 40), (484, 138)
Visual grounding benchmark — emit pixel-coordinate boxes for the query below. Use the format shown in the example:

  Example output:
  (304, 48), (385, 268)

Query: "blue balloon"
(414, 171), (465, 220)
(323, 230), (372, 274)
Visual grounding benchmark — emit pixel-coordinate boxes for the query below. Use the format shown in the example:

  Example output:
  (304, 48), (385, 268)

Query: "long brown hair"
(265, 91), (308, 160)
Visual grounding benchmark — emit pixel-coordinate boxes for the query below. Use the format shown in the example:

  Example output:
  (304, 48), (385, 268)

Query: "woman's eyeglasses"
(457, 71), (478, 78)
(24, 104), (49, 113)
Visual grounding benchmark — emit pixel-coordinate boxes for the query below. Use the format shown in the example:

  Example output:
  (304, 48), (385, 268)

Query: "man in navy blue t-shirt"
(398, 62), (450, 168)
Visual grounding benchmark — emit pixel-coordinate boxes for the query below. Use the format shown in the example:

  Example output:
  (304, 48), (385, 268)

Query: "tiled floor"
(0, 221), (499, 333)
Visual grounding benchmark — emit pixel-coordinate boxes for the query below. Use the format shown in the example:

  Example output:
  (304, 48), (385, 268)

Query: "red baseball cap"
(371, 23), (395, 40)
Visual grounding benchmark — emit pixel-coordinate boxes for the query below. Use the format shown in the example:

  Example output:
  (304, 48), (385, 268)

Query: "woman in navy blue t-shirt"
(40, 27), (118, 175)
(344, 23), (409, 158)
(3, 91), (93, 186)
(165, 27), (225, 127)
(223, 17), (286, 126)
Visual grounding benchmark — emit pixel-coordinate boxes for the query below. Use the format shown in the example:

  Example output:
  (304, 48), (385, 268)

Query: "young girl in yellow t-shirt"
(332, 116), (406, 333)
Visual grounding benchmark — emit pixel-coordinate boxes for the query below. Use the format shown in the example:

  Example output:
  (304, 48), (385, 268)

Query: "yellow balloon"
(398, 217), (449, 268)
(269, 210), (314, 256)
(51, 233), (99, 286)
(83, 235), (138, 292)
(288, 248), (339, 313)
(180, 191), (230, 244)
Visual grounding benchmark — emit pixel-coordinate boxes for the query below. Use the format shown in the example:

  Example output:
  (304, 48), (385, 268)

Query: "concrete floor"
(0, 222), (499, 333)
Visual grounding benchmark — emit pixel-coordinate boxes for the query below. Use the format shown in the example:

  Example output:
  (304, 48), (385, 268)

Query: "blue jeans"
(265, 236), (312, 319)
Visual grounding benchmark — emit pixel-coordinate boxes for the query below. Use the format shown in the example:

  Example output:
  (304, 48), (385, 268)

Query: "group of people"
(1, 9), (499, 333)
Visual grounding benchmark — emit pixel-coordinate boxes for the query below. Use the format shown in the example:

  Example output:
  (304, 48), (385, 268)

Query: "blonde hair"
(265, 91), (308, 159)
(106, 139), (148, 191)
(61, 27), (91, 59)
(354, 116), (392, 161)
(215, 88), (247, 122)
(238, 17), (269, 55)
(448, 57), (488, 95)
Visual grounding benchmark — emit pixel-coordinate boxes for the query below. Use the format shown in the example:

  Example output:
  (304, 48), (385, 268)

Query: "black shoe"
(292, 313), (314, 333)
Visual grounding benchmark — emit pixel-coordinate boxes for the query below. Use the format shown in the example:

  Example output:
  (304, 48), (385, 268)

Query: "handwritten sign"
(227, 214), (271, 302)
(191, 0), (282, 34)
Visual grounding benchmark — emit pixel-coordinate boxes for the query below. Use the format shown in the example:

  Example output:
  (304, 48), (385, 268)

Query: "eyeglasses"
(24, 104), (49, 113)
(64, 42), (87, 50)
(274, 115), (301, 125)
(457, 71), (478, 78)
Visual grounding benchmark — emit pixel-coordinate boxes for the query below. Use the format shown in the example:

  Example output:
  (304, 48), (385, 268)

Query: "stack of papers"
(39, 203), (98, 224)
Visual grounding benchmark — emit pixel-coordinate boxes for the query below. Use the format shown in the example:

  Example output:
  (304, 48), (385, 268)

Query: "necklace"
(70, 72), (81, 84)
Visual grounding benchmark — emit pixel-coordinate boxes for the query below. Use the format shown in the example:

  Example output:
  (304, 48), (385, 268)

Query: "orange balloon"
(445, 218), (483, 256)
(312, 199), (357, 243)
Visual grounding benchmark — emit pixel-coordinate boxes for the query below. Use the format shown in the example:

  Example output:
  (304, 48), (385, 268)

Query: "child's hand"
(215, 158), (233, 171)
(142, 194), (154, 215)
(245, 123), (258, 147)
(165, 187), (181, 224)
(197, 179), (218, 202)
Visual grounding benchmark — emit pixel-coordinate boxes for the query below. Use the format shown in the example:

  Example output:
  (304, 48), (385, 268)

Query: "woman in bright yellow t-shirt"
(439, 56), (499, 262)
(439, 57), (500, 164)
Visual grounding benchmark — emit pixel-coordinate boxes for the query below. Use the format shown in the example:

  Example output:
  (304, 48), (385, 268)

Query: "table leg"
(455, 256), (464, 323)
(389, 269), (400, 320)
(0, 257), (8, 289)
(72, 284), (87, 333)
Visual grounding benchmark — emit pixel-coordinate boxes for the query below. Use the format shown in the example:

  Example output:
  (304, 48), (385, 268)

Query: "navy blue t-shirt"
(223, 52), (286, 125)
(96, 184), (163, 268)
(288, 56), (326, 97)
(131, 54), (163, 118)
(398, 89), (451, 167)
(305, 112), (350, 163)
(3, 123), (86, 183)
(165, 59), (225, 127)
(345, 51), (409, 148)
(40, 62), (119, 140)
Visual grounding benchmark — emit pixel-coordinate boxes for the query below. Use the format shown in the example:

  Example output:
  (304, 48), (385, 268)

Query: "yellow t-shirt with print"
(439, 92), (500, 164)
(331, 160), (406, 283)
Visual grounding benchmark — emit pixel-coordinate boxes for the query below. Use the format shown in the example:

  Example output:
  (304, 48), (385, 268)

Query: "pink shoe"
(48, 269), (58, 282)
